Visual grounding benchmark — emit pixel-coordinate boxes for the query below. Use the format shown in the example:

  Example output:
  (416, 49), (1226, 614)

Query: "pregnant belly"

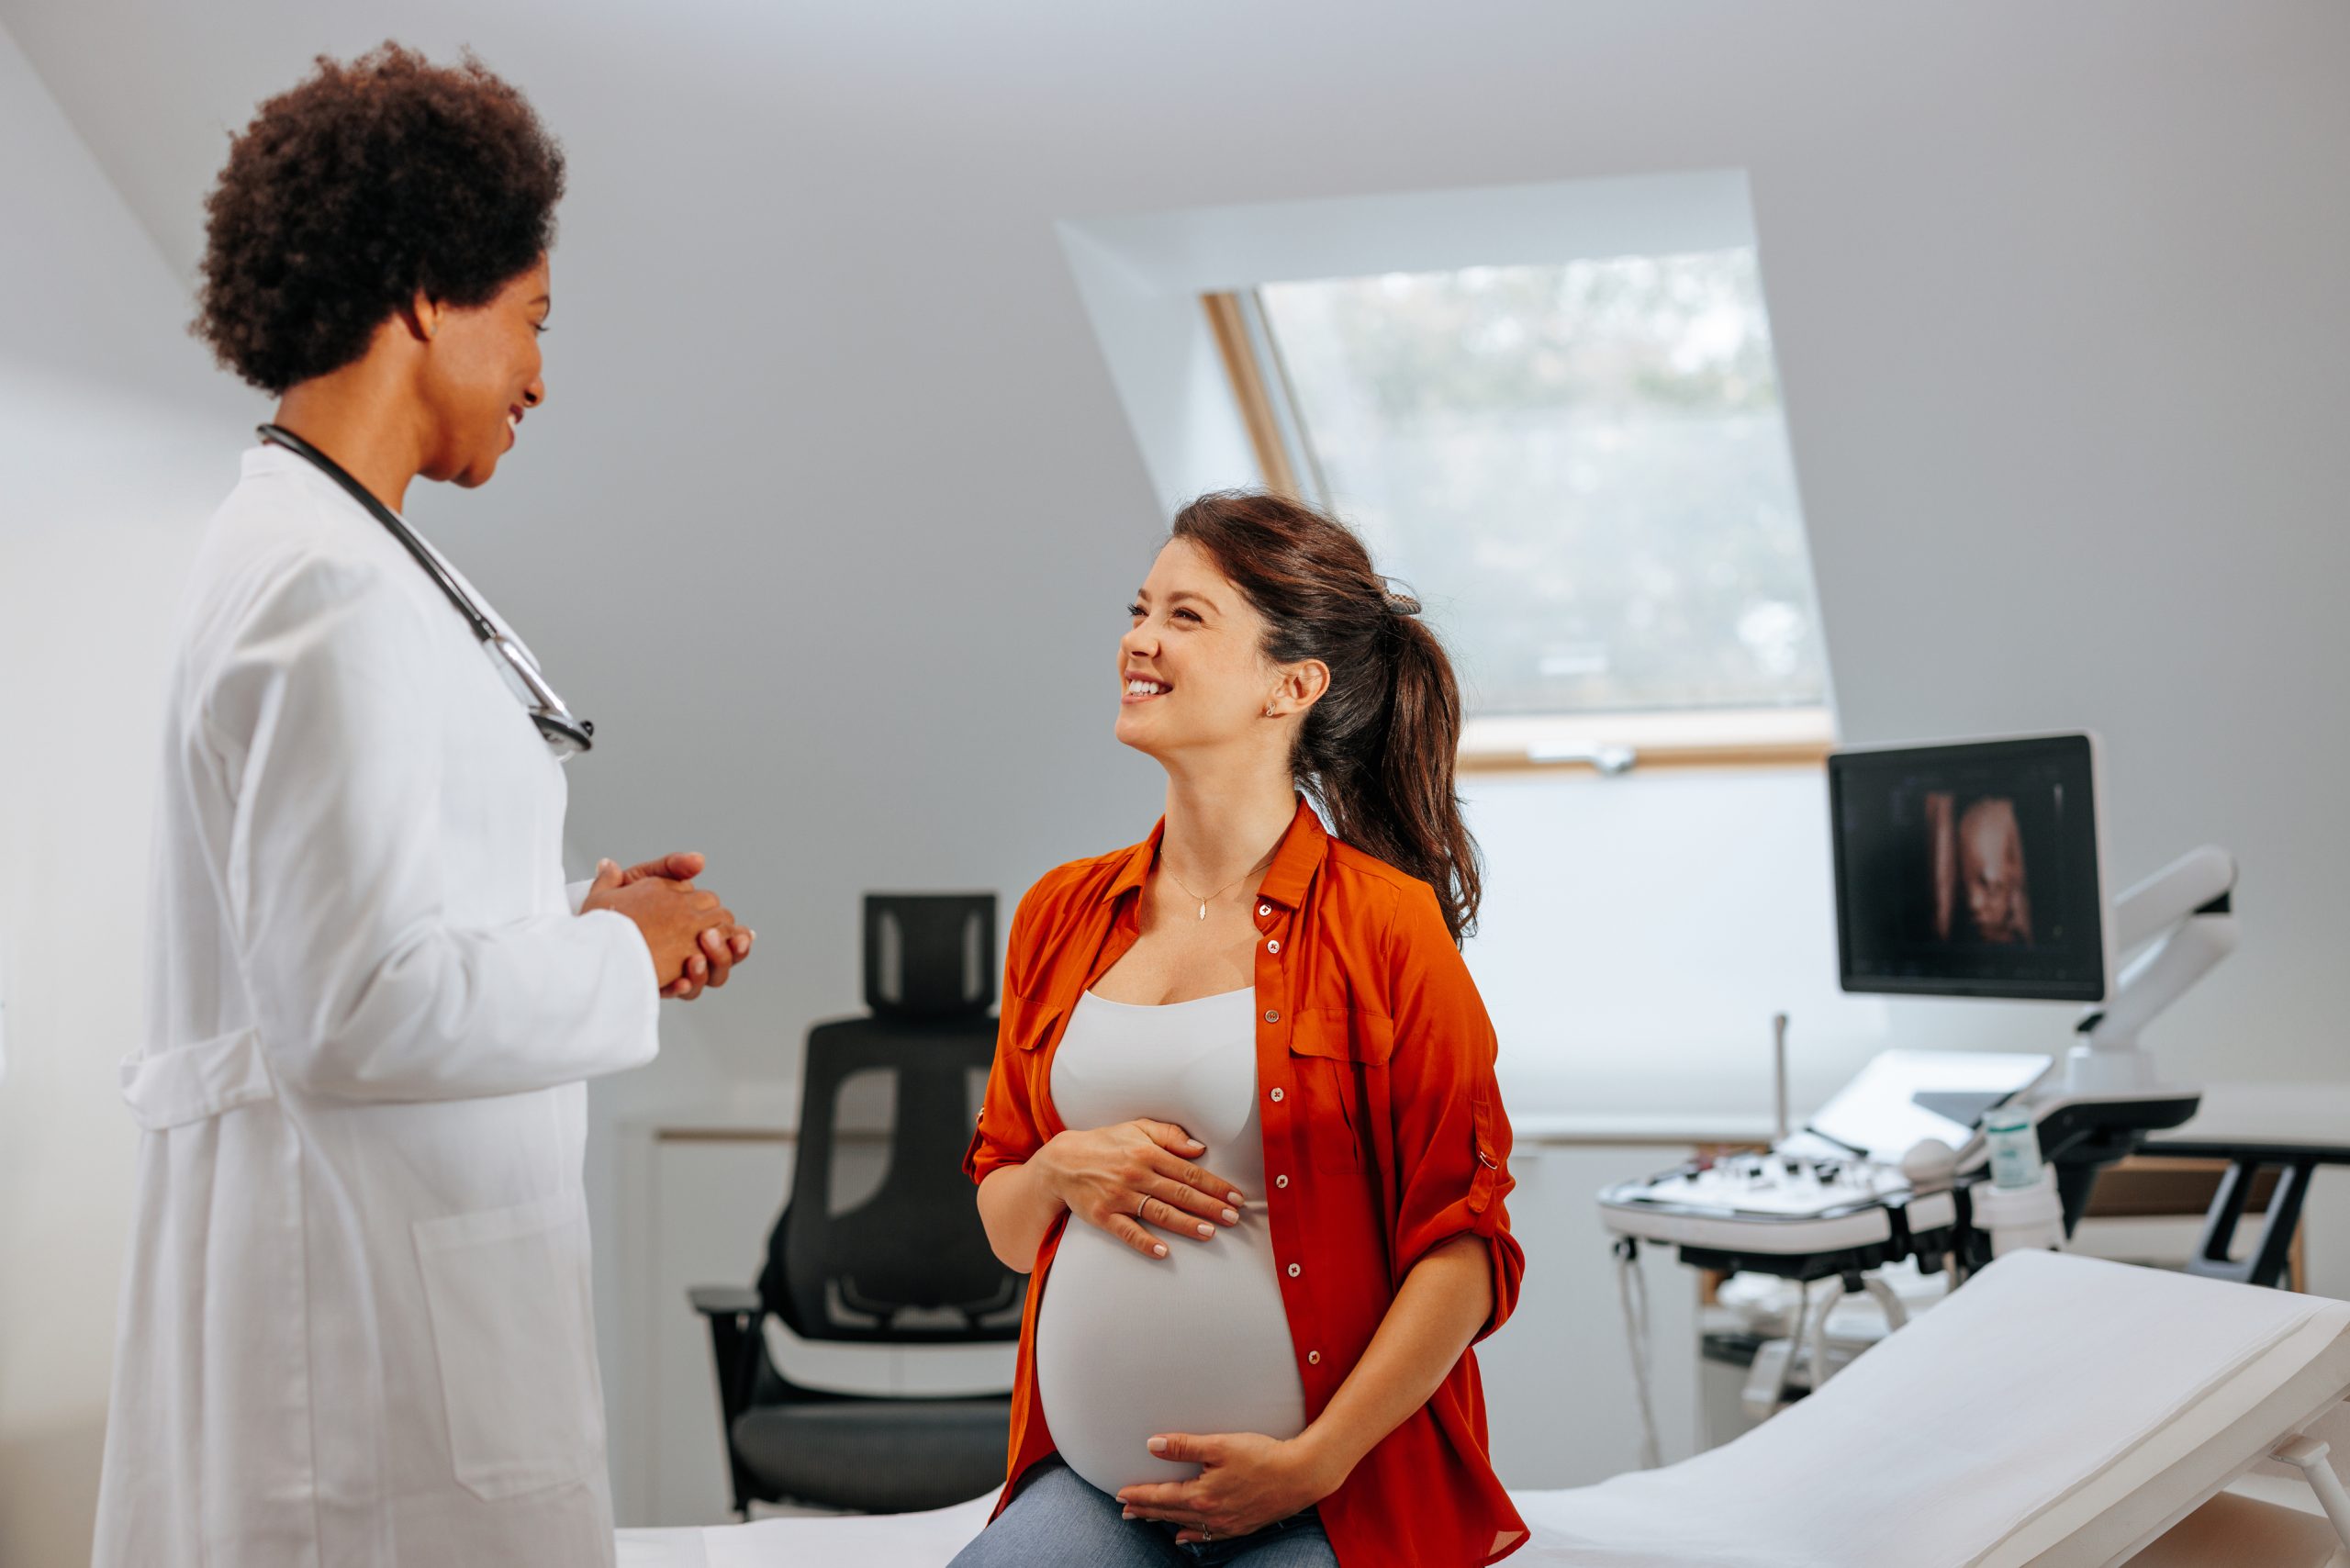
(1035, 1212), (1307, 1496)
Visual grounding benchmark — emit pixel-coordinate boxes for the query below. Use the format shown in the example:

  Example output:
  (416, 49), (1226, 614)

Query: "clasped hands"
(1036, 1117), (1339, 1542)
(578, 851), (754, 1001)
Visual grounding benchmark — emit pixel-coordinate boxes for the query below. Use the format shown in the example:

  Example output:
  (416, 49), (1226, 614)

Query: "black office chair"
(689, 894), (1027, 1516)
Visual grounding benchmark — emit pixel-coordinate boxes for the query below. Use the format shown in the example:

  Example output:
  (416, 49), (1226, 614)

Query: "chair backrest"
(760, 1016), (1024, 1342)
(758, 893), (1024, 1343)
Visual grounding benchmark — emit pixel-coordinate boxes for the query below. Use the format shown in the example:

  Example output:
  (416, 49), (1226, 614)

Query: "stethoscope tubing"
(258, 424), (503, 644)
(256, 423), (594, 756)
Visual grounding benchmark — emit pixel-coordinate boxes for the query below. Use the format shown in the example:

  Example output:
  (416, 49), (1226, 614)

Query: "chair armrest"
(689, 1285), (763, 1317)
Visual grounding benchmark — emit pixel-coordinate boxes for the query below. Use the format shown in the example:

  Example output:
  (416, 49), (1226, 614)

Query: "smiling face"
(415, 252), (551, 488)
(1115, 538), (1296, 764)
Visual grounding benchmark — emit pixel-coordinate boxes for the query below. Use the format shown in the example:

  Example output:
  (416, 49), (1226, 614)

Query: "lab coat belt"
(118, 1027), (278, 1131)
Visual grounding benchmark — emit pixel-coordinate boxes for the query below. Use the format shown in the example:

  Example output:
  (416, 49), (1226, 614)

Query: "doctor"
(94, 44), (750, 1568)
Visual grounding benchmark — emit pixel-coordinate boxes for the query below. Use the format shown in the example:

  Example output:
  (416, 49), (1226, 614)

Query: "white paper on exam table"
(618, 1526), (711, 1568)
(1517, 1251), (2348, 1567)
(619, 1498), (996, 1568)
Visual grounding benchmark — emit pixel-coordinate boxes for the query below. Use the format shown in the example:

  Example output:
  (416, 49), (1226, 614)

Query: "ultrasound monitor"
(1830, 734), (2112, 1002)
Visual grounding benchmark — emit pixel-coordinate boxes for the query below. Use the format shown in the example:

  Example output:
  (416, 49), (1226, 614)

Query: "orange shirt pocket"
(1287, 1008), (1392, 1172)
(965, 989), (1065, 1183)
(1003, 989), (1063, 1053)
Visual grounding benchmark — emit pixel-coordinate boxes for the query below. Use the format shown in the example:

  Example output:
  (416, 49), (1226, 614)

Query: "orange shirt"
(964, 798), (1528, 1567)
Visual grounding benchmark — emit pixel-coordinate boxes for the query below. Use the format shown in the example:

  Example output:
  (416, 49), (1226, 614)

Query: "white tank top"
(1034, 988), (1307, 1495)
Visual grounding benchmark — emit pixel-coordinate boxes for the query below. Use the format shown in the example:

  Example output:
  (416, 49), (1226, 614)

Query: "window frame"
(1202, 286), (1836, 776)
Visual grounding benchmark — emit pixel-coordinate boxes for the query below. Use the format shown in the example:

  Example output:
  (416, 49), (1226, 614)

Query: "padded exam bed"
(619, 1250), (2350, 1568)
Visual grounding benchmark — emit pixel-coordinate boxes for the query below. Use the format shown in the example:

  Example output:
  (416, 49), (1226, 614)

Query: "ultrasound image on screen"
(1928, 790), (2039, 946)
(1830, 736), (2107, 1001)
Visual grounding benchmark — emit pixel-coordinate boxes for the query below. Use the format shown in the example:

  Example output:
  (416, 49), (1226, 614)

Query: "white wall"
(3, 0), (2348, 1536)
(0, 21), (252, 1564)
(11, 0), (2334, 1109)
(1468, 768), (1893, 1119)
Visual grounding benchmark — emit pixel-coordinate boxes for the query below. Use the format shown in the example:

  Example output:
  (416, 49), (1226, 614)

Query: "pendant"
(1198, 902), (1208, 921)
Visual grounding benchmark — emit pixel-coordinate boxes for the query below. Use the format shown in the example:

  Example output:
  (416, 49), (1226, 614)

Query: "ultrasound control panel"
(1627, 1152), (1916, 1219)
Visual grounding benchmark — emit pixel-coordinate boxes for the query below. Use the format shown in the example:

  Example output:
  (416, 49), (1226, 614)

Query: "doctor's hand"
(579, 859), (745, 1000)
(609, 852), (755, 999)
(1116, 1430), (1337, 1545)
(1035, 1119), (1247, 1260)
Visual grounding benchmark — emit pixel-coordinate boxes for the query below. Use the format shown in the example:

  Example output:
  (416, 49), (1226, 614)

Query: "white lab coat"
(94, 444), (660, 1568)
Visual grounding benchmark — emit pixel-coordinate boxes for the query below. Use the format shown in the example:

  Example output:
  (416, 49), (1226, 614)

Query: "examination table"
(619, 1250), (2350, 1567)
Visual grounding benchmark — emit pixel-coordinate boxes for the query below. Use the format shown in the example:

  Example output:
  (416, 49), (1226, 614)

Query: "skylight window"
(1210, 246), (1833, 767)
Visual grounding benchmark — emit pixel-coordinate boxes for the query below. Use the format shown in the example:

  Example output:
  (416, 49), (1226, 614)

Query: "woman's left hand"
(1115, 1431), (1338, 1545)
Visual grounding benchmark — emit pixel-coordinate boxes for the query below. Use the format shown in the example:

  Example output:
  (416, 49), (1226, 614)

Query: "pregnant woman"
(954, 492), (1528, 1567)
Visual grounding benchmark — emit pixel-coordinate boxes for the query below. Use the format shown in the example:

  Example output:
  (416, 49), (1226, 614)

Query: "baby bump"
(1035, 1212), (1307, 1497)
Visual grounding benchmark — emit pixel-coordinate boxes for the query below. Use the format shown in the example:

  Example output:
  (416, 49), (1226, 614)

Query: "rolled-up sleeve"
(1385, 881), (1525, 1342)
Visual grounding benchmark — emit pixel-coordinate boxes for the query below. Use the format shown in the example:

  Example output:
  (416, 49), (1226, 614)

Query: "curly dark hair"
(193, 41), (565, 395)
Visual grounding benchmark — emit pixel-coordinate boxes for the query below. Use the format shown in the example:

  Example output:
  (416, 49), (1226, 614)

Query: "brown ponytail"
(1169, 491), (1483, 943)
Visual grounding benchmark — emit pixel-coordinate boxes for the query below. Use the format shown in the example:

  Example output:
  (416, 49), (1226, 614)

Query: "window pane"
(1258, 252), (1827, 716)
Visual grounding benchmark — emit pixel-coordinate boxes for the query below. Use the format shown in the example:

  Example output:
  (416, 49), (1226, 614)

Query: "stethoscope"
(257, 424), (595, 759)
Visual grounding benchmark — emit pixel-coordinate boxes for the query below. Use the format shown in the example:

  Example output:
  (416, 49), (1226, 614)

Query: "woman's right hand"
(578, 859), (739, 993)
(1037, 1119), (1247, 1259)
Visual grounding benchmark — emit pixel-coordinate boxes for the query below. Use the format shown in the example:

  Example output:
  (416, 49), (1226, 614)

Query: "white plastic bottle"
(1984, 1109), (2042, 1189)
(1975, 1109), (2065, 1256)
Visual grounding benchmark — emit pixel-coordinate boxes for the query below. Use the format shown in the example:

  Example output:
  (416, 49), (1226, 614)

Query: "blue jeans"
(946, 1458), (1338, 1568)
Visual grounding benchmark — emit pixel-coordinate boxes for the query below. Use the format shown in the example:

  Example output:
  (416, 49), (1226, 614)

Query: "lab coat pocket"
(412, 1191), (601, 1501)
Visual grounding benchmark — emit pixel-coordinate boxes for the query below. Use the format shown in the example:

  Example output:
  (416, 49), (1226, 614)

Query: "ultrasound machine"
(1596, 733), (2242, 1442)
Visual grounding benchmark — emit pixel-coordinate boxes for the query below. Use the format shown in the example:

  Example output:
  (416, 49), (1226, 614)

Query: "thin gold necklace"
(1160, 846), (1277, 922)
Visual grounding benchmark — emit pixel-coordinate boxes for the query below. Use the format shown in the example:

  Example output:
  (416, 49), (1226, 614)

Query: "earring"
(1264, 702), (1279, 718)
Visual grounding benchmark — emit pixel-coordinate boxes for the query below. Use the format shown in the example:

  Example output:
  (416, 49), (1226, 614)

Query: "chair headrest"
(864, 893), (996, 1019)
